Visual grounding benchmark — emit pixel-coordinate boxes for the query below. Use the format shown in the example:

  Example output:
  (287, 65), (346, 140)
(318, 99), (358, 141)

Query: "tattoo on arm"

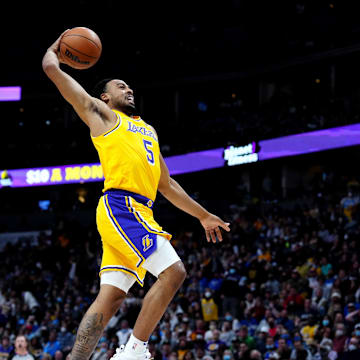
(70, 313), (104, 360)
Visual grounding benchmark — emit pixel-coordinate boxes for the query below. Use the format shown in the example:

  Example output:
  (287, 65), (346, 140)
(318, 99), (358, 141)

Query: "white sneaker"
(110, 345), (152, 360)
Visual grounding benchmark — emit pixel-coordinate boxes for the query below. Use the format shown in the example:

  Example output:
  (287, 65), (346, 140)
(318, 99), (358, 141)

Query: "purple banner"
(0, 149), (225, 189)
(258, 123), (360, 160)
(0, 164), (104, 188)
(1, 123), (360, 188)
(0, 86), (21, 101)
(166, 148), (225, 175)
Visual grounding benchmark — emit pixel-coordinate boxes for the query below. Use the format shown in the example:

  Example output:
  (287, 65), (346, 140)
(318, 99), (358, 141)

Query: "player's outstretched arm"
(158, 154), (230, 243)
(42, 31), (116, 136)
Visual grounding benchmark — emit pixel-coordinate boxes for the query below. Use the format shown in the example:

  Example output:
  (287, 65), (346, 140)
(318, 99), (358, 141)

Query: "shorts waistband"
(105, 189), (154, 209)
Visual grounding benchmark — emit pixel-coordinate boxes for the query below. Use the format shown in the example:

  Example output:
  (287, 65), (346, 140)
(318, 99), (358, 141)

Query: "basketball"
(59, 27), (102, 70)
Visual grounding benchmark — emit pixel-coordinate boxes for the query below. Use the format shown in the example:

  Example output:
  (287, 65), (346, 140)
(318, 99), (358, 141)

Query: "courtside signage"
(224, 143), (259, 166)
(0, 164), (104, 188)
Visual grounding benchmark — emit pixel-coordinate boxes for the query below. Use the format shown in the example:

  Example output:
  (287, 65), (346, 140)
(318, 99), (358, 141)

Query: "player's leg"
(70, 273), (135, 360)
(119, 236), (186, 358)
(132, 260), (186, 338)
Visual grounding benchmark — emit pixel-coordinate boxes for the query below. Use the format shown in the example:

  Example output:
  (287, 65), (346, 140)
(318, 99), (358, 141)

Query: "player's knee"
(96, 285), (126, 313)
(161, 261), (187, 290)
(177, 261), (187, 284)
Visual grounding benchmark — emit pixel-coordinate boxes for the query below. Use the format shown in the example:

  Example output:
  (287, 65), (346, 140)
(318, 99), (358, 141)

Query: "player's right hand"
(199, 213), (231, 243)
(47, 30), (70, 62)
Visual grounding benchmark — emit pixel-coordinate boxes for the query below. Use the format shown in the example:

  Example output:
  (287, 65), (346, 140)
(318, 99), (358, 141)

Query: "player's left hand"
(199, 213), (230, 243)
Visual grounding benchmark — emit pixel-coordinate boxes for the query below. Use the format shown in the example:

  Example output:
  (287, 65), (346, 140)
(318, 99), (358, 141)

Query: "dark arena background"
(2, 1), (360, 360)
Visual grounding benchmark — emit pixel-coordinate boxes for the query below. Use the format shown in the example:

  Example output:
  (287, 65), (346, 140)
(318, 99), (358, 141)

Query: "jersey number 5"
(143, 139), (155, 165)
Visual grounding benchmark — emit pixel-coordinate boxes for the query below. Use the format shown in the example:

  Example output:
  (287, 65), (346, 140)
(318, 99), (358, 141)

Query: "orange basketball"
(59, 27), (102, 70)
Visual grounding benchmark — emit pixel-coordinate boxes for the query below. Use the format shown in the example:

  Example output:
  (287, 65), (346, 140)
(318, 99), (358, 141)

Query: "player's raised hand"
(43, 30), (70, 68)
(47, 30), (70, 54)
(199, 213), (230, 243)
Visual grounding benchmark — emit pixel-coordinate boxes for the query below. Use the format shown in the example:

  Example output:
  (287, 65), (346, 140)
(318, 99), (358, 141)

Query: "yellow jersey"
(91, 110), (161, 201)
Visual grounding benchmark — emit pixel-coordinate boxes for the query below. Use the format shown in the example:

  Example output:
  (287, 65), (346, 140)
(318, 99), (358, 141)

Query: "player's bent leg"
(117, 236), (186, 360)
(70, 272), (135, 360)
(132, 259), (186, 341)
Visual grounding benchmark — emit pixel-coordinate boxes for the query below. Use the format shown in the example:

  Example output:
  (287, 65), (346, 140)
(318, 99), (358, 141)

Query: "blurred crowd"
(1, 175), (360, 360)
(163, 88), (360, 156)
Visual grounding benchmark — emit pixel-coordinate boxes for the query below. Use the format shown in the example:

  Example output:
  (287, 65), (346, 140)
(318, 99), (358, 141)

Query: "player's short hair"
(92, 78), (113, 99)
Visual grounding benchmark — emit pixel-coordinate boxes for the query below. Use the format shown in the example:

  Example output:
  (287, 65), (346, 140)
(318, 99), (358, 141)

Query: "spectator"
(43, 330), (61, 358)
(205, 330), (225, 355)
(314, 339), (337, 360)
(54, 351), (63, 360)
(219, 321), (235, 346)
(11, 336), (34, 360)
(0, 337), (13, 360)
(276, 310), (294, 333)
(290, 337), (311, 360)
(115, 320), (132, 346)
(92, 342), (108, 360)
(238, 342), (251, 360)
(236, 326), (255, 350)
(342, 337), (360, 360)
(276, 337), (291, 360)
(28, 338), (42, 360)
(264, 336), (276, 359)
(249, 350), (262, 360)
(300, 316), (319, 345)
(175, 338), (190, 360)
(183, 351), (195, 360)
(332, 323), (348, 354)
(201, 291), (218, 322)
(160, 342), (172, 360)
(57, 324), (74, 353)
(204, 322), (217, 342)
(222, 349), (232, 360)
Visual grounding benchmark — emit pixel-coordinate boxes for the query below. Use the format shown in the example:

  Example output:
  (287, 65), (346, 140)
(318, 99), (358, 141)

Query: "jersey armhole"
(91, 112), (122, 138)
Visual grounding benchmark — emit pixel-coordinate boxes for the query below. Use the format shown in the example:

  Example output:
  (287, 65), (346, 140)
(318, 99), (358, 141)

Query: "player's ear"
(100, 92), (109, 103)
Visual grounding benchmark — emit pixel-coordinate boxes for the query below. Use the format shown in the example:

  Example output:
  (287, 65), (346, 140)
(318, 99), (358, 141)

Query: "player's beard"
(117, 99), (136, 116)
(124, 103), (136, 116)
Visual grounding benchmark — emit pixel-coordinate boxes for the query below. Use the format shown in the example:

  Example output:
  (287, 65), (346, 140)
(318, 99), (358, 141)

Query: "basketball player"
(42, 31), (230, 360)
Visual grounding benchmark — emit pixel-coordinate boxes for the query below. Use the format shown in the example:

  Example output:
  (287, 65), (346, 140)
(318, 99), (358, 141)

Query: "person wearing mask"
(201, 291), (218, 322)
(264, 337), (276, 359)
(353, 323), (360, 340)
(92, 342), (109, 360)
(333, 323), (348, 354)
(222, 349), (232, 360)
(58, 324), (75, 354)
(11, 336), (34, 360)
(342, 337), (360, 360)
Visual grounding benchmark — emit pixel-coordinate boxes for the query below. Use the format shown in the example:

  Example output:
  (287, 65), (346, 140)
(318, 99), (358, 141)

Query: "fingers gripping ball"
(60, 27), (102, 69)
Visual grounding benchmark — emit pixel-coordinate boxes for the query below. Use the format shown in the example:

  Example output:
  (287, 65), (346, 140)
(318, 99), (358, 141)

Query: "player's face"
(107, 80), (135, 112)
